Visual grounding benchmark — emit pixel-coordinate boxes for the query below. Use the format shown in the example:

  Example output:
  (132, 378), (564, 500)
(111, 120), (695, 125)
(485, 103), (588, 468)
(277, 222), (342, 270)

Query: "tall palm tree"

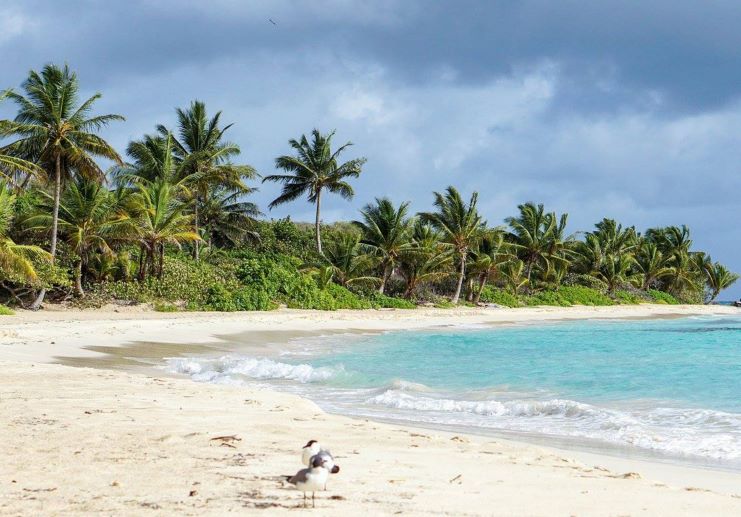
(0, 183), (50, 285)
(129, 178), (200, 280)
(159, 101), (256, 260)
(505, 202), (570, 286)
(420, 186), (485, 303)
(263, 129), (366, 255)
(353, 197), (413, 293)
(25, 177), (135, 296)
(0, 64), (124, 308)
(703, 261), (739, 303)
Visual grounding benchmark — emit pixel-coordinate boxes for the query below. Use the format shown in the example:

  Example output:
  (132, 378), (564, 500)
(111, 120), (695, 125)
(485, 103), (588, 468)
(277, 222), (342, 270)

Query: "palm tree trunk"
(30, 153), (62, 310)
(193, 200), (200, 261)
(452, 253), (466, 304)
(138, 245), (146, 281)
(473, 274), (488, 304)
(314, 189), (323, 255)
(379, 262), (391, 294)
(158, 244), (164, 279)
(75, 259), (85, 297)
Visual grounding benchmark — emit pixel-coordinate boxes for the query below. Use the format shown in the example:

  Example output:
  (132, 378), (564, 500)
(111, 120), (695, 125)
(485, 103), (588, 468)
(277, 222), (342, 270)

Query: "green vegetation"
(0, 304), (15, 315)
(0, 63), (737, 311)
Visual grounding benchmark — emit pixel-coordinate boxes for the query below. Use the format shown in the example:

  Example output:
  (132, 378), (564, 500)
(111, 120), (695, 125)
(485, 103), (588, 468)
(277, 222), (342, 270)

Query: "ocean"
(165, 315), (741, 469)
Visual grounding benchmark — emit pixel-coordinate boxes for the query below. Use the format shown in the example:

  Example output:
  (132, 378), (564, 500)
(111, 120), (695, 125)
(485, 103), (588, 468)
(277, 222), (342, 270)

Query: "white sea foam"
(365, 389), (741, 461)
(165, 355), (337, 384)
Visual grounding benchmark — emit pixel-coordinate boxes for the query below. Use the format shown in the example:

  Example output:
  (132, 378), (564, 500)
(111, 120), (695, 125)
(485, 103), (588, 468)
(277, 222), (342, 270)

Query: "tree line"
(0, 63), (737, 310)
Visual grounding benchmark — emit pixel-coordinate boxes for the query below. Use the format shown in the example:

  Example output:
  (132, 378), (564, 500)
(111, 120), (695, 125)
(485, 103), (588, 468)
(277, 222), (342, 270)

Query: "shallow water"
(165, 315), (741, 469)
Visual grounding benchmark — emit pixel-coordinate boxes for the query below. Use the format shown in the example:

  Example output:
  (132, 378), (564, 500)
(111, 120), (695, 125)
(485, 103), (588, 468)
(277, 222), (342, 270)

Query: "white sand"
(1, 304), (740, 515)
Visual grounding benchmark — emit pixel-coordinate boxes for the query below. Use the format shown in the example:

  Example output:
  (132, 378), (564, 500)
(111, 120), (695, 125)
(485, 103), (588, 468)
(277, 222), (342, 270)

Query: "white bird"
(287, 454), (330, 508)
(301, 440), (340, 473)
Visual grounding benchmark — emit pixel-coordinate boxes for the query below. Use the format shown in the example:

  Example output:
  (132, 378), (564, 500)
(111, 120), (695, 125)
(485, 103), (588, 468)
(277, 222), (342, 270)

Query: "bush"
(479, 287), (520, 307)
(648, 289), (680, 305)
(0, 305), (15, 315)
(614, 290), (643, 304)
(522, 286), (614, 307)
(153, 302), (178, 312)
(364, 291), (417, 309)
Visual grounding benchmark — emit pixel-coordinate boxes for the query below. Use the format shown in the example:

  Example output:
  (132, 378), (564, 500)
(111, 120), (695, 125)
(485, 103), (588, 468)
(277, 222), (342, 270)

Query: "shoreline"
(2, 304), (741, 515)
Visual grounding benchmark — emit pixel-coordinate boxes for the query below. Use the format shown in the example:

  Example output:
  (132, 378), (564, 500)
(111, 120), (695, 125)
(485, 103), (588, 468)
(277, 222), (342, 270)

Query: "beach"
(2, 304), (741, 515)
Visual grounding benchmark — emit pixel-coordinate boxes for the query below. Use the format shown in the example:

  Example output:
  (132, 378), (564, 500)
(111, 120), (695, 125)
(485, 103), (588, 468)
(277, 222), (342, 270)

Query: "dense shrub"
(92, 256), (235, 306)
(479, 287), (520, 307)
(522, 286), (614, 307)
(0, 305), (15, 315)
(364, 291), (416, 309)
(648, 289), (680, 305)
(614, 290), (644, 304)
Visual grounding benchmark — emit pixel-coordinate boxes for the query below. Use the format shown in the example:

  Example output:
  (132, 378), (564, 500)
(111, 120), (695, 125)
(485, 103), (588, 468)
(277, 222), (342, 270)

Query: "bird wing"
(288, 468), (309, 485)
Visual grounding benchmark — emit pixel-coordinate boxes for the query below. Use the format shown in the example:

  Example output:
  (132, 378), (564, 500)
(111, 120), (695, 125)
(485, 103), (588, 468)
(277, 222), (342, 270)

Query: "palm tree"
(420, 186), (485, 303)
(500, 258), (529, 295)
(633, 242), (673, 290)
(307, 233), (377, 288)
(398, 222), (452, 299)
(263, 129), (366, 255)
(703, 261), (739, 303)
(505, 202), (570, 287)
(25, 177), (135, 296)
(160, 101), (256, 260)
(199, 186), (261, 248)
(597, 253), (636, 293)
(0, 91), (43, 186)
(0, 64), (124, 308)
(467, 229), (509, 303)
(0, 183), (50, 285)
(353, 197), (413, 294)
(129, 178), (200, 280)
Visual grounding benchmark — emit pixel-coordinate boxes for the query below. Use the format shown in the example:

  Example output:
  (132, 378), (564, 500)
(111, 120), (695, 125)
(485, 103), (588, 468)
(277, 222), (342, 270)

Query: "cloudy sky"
(2, 0), (740, 298)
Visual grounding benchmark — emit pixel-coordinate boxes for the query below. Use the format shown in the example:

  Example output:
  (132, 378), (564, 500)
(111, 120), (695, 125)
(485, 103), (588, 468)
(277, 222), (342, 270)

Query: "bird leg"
(312, 491), (315, 508)
(303, 492), (307, 508)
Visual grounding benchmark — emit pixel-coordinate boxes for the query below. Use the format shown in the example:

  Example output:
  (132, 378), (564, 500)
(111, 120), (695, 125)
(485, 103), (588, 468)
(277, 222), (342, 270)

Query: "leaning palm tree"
(0, 64), (124, 308)
(0, 183), (50, 285)
(159, 101), (256, 260)
(263, 129), (366, 255)
(419, 186), (485, 304)
(704, 262), (739, 303)
(353, 197), (413, 293)
(25, 177), (135, 296)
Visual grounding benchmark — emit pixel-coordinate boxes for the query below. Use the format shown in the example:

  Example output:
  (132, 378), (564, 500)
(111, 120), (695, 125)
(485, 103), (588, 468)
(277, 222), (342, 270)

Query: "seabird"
(301, 439), (340, 490)
(287, 454), (330, 508)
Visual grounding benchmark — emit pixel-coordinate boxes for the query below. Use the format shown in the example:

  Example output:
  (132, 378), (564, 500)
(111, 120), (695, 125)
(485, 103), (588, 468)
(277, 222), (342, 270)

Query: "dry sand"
(1, 304), (740, 515)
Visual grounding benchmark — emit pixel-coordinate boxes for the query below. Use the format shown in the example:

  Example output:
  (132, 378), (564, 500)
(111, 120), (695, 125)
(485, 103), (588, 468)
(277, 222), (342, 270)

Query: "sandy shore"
(2, 304), (741, 515)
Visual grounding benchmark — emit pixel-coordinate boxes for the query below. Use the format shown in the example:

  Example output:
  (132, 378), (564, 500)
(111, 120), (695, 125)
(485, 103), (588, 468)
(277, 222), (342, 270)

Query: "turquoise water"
(167, 315), (741, 466)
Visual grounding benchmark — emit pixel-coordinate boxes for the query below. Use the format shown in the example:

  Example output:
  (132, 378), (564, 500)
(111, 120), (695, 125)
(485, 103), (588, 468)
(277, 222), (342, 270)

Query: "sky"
(1, 0), (740, 298)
